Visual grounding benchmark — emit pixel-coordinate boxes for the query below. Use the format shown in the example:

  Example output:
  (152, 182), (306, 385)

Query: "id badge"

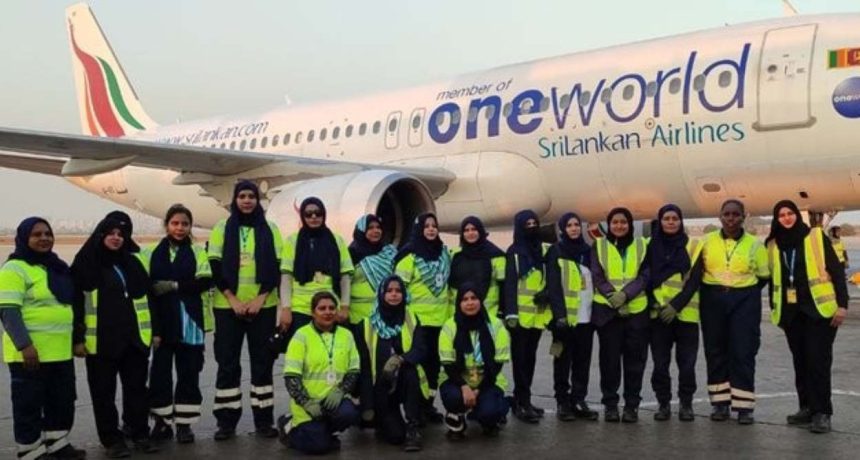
(326, 370), (337, 385)
(786, 288), (798, 304)
(549, 340), (564, 358)
(240, 252), (252, 267)
(314, 271), (325, 284)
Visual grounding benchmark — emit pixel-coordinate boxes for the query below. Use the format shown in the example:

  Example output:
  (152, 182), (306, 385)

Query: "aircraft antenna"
(782, 0), (799, 16)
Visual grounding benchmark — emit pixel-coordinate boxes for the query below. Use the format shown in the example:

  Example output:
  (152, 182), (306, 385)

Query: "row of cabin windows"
(213, 119), (387, 151)
(438, 71), (734, 125)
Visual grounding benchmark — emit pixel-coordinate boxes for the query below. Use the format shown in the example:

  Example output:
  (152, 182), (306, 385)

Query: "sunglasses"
(304, 210), (323, 218)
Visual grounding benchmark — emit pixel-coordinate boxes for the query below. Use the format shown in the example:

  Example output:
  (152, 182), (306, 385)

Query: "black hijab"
(395, 213), (444, 263)
(507, 210), (543, 277)
(647, 204), (691, 289)
(374, 275), (407, 329)
(452, 283), (495, 369)
(71, 217), (148, 297)
(556, 212), (591, 266)
(292, 197), (342, 295)
(8, 217), (74, 304)
(349, 214), (384, 265)
(766, 200), (810, 250)
(449, 216), (505, 295)
(605, 207), (634, 252)
(220, 181), (279, 294)
(105, 210), (140, 253)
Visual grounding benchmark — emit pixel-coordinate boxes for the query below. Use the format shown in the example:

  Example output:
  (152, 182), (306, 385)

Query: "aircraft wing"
(0, 127), (455, 194)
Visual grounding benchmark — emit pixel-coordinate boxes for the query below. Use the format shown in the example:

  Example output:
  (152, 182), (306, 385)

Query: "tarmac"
(1, 246), (859, 458)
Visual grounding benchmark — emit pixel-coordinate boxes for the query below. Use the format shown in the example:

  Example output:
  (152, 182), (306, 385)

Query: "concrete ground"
(0, 246), (859, 458)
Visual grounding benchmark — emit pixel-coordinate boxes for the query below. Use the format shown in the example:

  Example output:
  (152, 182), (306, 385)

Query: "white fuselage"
(68, 14), (860, 230)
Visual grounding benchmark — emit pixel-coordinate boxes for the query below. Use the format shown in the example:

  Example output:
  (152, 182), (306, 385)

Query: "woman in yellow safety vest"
(827, 226), (848, 269)
(546, 212), (599, 422)
(278, 291), (360, 455)
(696, 199), (769, 425)
(208, 181), (283, 440)
(0, 217), (86, 460)
(395, 212), (450, 423)
(765, 200), (848, 434)
(503, 209), (549, 423)
(448, 216), (506, 318)
(355, 275), (428, 452)
(644, 204), (701, 422)
(72, 215), (157, 457)
(348, 214), (396, 328)
(590, 207), (650, 423)
(144, 204), (213, 444)
(439, 283), (511, 440)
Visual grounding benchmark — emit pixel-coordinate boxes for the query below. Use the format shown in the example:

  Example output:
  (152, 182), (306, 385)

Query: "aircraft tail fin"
(66, 3), (157, 137)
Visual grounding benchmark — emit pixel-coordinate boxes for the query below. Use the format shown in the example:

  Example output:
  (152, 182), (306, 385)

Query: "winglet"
(782, 0), (799, 17)
(66, 3), (157, 138)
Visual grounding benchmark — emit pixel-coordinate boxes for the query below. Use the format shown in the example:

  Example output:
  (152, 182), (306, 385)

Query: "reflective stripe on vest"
(84, 289), (152, 354)
(514, 244), (551, 328)
(558, 258), (583, 324)
(768, 228), (838, 325)
(593, 237), (648, 313)
(651, 239), (702, 323)
(362, 313), (430, 398)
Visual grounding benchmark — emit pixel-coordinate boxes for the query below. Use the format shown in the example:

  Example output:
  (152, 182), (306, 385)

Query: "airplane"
(1, 3), (859, 242)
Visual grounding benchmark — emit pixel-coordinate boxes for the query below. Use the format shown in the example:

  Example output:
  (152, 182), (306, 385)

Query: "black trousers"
(213, 307), (276, 430)
(784, 312), (838, 415)
(597, 311), (650, 408)
(439, 382), (509, 428)
(700, 285), (761, 412)
(422, 326), (442, 392)
(149, 342), (205, 425)
(86, 346), (150, 447)
(288, 400), (359, 455)
(9, 360), (76, 458)
(511, 326), (543, 405)
(650, 319), (699, 406)
(373, 365), (423, 445)
(552, 323), (595, 404)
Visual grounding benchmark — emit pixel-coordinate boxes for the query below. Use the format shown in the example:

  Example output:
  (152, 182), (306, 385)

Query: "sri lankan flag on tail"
(828, 48), (860, 69)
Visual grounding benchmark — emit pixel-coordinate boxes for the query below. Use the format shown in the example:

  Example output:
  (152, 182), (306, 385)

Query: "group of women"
(0, 182), (850, 459)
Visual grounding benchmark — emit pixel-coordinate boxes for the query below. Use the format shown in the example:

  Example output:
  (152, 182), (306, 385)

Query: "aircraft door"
(753, 24), (817, 131)
(385, 111), (402, 149)
(407, 108), (425, 147)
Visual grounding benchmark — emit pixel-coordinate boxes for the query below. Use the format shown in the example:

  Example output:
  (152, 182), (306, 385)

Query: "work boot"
(679, 404), (695, 422)
(572, 401), (599, 421)
(622, 406), (639, 423)
(255, 425), (279, 438)
(604, 406), (620, 423)
(105, 441), (131, 459)
(422, 398), (444, 424)
(444, 413), (466, 441)
(654, 403), (671, 421)
(513, 401), (540, 424)
(737, 410), (755, 425)
(787, 407), (813, 425)
(556, 401), (577, 422)
(175, 424), (194, 444)
(49, 444), (87, 459)
(403, 424), (423, 452)
(482, 423), (501, 437)
(276, 415), (292, 448)
(710, 405), (730, 422)
(529, 402), (545, 417)
(213, 426), (235, 441)
(132, 438), (159, 454)
(809, 414), (831, 434)
(149, 417), (173, 442)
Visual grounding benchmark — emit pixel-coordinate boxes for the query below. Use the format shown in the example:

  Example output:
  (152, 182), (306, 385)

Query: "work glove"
(152, 280), (178, 296)
(617, 304), (631, 318)
(381, 355), (403, 381)
(553, 317), (569, 331)
(322, 387), (346, 411)
(504, 315), (519, 330)
(659, 305), (677, 324)
(608, 291), (627, 309)
(303, 400), (323, 419)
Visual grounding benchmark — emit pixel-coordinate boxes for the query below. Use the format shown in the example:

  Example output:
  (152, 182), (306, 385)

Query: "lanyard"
(470, 330), (483, 364)
(315, 328), (336, 367)
(782, 249), (796, 287)
(240, 227), (251, 251)
(722, 237), (741, 269)
(112, 265), (129, 298)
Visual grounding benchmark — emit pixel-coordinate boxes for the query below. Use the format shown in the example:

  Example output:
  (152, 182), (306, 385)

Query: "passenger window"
(579, 91), (591, 106)
(485, 105), (496, 119)
(260, 137), (267, 148)
(333, 127), (340, 139)
(693, 75), (706, 92)
(600, 88), (612, 103)
(359, 123), (367, 135)
(249, 138), (257, 150)
(308, 130), (315, 142)
(539, 97), (550, 112)
(468, 107), (478, 122)
(295, 132), (303, 144)
(503, 102), (512, 117)
(284, 133), (291, 145)
(239, 139), (247, 150)
(645, 82), (658, 97)
(559, 95), (570, 109)
(411, 115), (421, 129)
(229, 141), (236, 150)
(320, 128), (327, 141)
(669, 78), (682, 94)
(388, 118), (398, 132)
(220, 143), (226, 149)
(718, 71), (732, 88)
(373, 121), (381, 134)
(272, 134), (279, 147)
(622, 85), (635, 101)
(346, 125), (353, 137)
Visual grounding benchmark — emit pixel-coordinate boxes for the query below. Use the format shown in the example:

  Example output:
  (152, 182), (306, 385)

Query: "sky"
(0, 0), (858, 228)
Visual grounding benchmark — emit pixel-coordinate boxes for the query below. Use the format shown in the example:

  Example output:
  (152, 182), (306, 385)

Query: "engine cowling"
(266, 170), (435, 244)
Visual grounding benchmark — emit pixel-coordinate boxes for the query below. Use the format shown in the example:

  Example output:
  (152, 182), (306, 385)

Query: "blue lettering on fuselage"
(428, 43), (751, 144)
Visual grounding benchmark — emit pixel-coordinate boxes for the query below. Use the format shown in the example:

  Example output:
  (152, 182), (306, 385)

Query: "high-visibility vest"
(84, 257), (152, 355)
(0, 260), (74, 363)
(556, 257), (585, 324)
(593, 237), (649, 313)
(361, 312), (429, 398)
(439, 316), (510, 390)
(768, 228), (839, 325)
(447, 249), (506, 319)
(701, 231), (769, 288)
(284, 324), (360, 427)
(281, 232), (354, 316)
(349, 265), (377, 325)
(650, 239), (703, 323)
(395, 253), (450, 327)
(831, 238), (847, 264)
(207, 219), (283, 309)
(514, 244), (551, 329)
(140, 242), (214, 331)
